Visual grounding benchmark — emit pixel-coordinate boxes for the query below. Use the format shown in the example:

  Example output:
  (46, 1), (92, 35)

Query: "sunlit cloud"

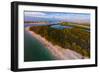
(24, 12), (47, 17)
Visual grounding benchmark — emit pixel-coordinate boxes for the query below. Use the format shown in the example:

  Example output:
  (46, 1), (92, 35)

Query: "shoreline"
(25, 27), (88, 60)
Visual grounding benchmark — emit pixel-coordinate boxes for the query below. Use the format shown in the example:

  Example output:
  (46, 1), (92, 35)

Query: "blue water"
(24, 30), (56, 62)
(25, 23), (73, 30)
(51, 25), (73, 30)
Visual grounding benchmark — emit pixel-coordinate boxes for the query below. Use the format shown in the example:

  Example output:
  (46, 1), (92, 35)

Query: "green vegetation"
(29, 22), (90, 58)
(61, 22), (90, 30)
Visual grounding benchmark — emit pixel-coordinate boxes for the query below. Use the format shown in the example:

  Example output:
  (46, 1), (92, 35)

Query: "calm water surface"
(24, 29), (56, 62)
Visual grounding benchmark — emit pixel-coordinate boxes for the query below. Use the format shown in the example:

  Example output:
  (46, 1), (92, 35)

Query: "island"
(25, 21), (90, 59)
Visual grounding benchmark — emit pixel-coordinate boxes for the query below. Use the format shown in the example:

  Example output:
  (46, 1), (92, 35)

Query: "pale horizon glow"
(24, 11), (90, 23)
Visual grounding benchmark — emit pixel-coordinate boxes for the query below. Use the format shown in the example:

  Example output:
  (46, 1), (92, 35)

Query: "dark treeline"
(29, 24), (90, 58)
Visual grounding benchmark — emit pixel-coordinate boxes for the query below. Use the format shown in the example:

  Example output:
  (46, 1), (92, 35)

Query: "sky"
(24, 11), (90, 23)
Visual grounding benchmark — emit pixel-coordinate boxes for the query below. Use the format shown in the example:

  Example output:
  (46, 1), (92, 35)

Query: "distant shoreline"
(24, 21), (49, 25)
(25, 27), (88, 60)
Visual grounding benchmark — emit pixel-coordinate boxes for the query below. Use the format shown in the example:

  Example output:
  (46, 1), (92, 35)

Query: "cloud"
(24, 11), (90, 23)
(24, 12), (46, 17)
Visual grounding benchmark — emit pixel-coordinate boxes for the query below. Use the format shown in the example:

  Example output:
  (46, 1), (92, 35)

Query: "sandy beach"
(25, 27), (87, 60)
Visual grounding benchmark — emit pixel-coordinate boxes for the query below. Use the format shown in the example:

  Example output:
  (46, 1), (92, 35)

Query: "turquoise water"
(51, 25), (73, 29)
(24, 30), (56, 62)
